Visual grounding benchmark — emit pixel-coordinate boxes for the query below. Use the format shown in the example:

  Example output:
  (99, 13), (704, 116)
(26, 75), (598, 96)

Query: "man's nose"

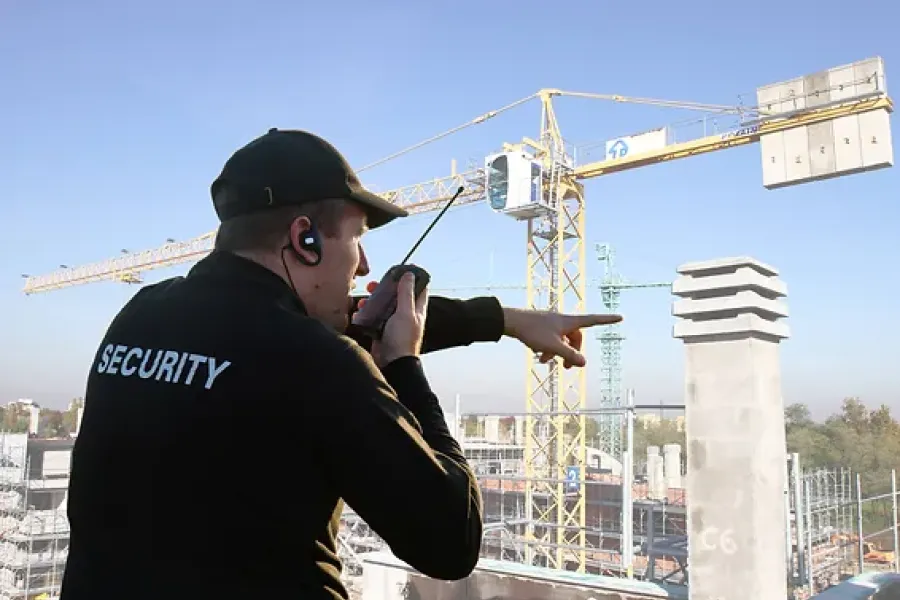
(356, 244), (370, 277)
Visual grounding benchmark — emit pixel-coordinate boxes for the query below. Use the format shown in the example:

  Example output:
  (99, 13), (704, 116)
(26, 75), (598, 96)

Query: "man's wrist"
(502, 307), (526, 340)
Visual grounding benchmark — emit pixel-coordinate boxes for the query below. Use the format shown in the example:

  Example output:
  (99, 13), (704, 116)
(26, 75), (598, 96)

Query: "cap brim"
(348, 189), (409, 229)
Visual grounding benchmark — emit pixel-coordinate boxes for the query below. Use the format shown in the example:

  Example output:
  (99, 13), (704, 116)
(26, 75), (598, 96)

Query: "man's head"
(210, 128), (408, 330)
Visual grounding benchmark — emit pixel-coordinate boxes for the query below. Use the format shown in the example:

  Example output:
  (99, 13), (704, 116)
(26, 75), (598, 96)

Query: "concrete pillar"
(484, 416), (500, 443)
(647, 446), (661, 500)
(672, 257), (789, 600)
(652, 454), (666, 501)
(663, 444), (682, 489)
(28, 406), (40, 436)
(514, 416), (525, 446)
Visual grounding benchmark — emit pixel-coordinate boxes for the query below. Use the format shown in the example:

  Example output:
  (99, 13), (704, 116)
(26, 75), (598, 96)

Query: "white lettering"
(95, 344), (233, 390)
(97, 344), (114, 373)
(699, 526), (737, 555)
(205, 358), (232, 390)
(155, 351), (181, 382)
(184, 354), (207, 385)
(138, 350), (162, 379)
(120, 347), (143, 376)
(106, 345), (127, 375)
(172, 353), (189, 383)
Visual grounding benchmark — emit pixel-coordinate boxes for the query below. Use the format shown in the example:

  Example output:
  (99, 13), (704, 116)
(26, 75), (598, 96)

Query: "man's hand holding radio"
(370, 272), (429, 368)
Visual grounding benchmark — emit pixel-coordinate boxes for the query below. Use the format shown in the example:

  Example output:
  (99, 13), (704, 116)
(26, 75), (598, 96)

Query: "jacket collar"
(188, 250), (309, 314)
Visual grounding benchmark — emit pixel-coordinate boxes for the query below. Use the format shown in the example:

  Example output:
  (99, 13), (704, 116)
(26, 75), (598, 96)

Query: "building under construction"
(338, 413), (690, 597)
(0, 433), (72, 600)
(454, 415), (687, 578)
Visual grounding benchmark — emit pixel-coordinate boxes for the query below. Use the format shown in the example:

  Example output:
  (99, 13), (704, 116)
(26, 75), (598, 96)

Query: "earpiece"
(293, 224), (322, 267)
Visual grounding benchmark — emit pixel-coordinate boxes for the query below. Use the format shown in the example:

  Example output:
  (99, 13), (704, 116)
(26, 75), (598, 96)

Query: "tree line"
(1, 400), (82, 438)
(786, 397), (899, 495)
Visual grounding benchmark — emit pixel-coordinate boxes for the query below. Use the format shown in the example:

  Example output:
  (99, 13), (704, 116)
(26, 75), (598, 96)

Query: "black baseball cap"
(210, 128), (408, 229)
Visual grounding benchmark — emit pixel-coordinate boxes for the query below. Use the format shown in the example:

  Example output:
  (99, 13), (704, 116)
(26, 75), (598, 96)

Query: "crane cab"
(485, 152), (549, 220)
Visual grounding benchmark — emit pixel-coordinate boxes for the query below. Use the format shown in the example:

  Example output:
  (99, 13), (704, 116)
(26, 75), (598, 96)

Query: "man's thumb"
(540, 341), (585, 367)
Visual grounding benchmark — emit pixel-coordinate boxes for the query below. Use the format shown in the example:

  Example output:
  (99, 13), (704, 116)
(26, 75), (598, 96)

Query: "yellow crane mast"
(21, 57), (893, 576)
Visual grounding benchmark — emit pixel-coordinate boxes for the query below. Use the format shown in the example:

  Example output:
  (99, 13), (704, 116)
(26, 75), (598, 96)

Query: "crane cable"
(355, 89), (751, 175)
(356, 93), (539, 173)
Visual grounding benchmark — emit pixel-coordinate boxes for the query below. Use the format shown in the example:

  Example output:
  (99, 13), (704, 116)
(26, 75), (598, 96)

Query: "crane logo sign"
(607, 139), (629, 159)
(604, 127), (669, 162)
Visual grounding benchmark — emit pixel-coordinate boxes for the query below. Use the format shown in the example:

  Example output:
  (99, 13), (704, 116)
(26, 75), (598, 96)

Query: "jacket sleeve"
(347, 295), (505, 354)
(421, 296), (505, 354)
(299, 330), (483, 580)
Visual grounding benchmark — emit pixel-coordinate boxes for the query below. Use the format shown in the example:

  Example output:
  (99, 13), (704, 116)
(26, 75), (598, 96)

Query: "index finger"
(563, 314), (623, 329)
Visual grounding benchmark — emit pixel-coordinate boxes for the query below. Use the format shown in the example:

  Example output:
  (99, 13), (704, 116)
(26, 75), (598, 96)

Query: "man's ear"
(287, 215), (321, 266)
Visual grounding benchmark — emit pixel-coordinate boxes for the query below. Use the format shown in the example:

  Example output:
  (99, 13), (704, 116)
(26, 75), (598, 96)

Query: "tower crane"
(20, 57), (894, 575)
(594, 243), (671, 459)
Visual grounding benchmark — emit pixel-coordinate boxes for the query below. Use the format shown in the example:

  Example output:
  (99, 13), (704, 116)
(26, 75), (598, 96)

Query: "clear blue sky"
(2, 0), (898, 418)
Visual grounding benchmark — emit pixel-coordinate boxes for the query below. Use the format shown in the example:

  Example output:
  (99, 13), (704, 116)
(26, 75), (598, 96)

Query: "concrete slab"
(672, 267), (787, 300)
(676, 256), (779, 277)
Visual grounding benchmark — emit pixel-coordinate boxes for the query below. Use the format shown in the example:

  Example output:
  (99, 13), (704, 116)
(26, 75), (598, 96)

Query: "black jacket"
(61, 251), (504, 600)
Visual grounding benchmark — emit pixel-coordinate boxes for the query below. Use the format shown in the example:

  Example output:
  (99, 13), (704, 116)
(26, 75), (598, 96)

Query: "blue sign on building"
(565, 466), (580, 493)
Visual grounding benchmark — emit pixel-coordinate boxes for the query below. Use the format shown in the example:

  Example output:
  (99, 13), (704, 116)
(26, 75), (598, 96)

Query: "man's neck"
(230, 249), (293, 288)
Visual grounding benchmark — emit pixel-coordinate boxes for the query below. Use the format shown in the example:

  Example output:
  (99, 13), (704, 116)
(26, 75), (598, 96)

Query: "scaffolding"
(336, 424), (690, 589)
(0, 433), (72, 600)
(786, 455), (900, 599)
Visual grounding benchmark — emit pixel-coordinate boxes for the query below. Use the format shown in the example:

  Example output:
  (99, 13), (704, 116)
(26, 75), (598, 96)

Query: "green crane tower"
(595, 243), (671, 458)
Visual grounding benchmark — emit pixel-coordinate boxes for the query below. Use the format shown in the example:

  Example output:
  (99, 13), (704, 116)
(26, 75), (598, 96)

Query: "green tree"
(785, 398), (900, 532)
(62, 399), (83, 434)
(39, 409), (67, 438)
(564, 417), (600, 440)
(2, 405), (29, 433)
(461, 415), (480, 437)
(785, 402), (814, 432)
(632, 418), (685, 463)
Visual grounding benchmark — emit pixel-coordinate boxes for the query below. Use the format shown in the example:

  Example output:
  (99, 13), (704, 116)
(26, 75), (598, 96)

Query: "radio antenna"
(400, 186), (464, 265)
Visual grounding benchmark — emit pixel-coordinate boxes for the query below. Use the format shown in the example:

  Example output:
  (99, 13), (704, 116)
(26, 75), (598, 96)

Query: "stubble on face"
(315, 205), (369, 332)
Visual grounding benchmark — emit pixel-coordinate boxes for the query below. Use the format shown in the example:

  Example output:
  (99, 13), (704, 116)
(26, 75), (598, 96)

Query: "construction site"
(12, 55), (899, 599)
(0, 429), (73, 600)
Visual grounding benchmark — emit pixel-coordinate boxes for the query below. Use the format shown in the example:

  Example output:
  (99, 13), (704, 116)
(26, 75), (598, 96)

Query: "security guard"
(61, 129), (621, 600)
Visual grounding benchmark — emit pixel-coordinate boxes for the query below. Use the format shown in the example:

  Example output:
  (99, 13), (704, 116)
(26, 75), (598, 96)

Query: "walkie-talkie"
(352, 186), (464, 340)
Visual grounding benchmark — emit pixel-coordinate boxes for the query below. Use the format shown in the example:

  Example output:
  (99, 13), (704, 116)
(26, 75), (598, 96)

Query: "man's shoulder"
(275, 311), (368, 363)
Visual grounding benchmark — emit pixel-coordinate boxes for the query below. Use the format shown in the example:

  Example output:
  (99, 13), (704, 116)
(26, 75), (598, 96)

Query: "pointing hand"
(502, 308), (623, 369)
